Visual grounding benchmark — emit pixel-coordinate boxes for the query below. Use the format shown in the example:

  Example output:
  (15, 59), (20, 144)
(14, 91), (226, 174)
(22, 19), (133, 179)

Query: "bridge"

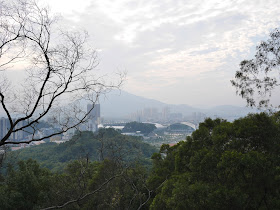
(180, 122), (197, 130)
(103, 121), (197, 131)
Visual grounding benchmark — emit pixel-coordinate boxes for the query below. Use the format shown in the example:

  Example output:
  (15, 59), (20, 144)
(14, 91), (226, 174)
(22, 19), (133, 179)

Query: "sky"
(39, 0), (280, 107)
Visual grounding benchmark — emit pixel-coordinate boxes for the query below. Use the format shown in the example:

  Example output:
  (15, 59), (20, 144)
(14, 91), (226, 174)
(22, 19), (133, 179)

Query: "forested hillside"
(1, 113), (280, 209)
(4, 128), (157, 172)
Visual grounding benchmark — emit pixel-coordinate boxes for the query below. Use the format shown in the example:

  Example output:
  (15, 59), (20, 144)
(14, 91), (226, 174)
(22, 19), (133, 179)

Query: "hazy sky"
(40, 0), (280, 107)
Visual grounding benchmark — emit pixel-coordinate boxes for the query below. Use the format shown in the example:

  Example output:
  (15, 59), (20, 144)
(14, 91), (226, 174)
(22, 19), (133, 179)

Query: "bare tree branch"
(0, 0), (124, 146)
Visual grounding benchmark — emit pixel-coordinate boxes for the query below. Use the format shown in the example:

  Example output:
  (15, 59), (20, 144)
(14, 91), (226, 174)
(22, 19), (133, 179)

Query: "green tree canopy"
(148, 112), (280, 209)
(4, 128), (157, 172)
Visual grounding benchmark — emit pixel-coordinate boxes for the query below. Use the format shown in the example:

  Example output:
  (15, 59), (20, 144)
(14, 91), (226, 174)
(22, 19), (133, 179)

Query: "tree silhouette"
(0, 0), (124, 147)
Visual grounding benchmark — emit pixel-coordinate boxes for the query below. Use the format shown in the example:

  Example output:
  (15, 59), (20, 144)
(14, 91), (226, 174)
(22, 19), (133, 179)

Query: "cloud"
(42, 0), (280, 106)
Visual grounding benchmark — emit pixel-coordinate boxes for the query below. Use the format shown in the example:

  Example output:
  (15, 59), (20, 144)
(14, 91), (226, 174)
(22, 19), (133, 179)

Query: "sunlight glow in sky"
(39, 0), (280, 107)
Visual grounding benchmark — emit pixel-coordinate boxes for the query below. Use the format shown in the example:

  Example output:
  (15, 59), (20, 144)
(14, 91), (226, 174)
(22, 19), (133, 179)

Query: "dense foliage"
(122, 122), (157, 135)
(0, 159), (151, 209)
(4, 128), (157, 172)
(148, 112), (280, 209)
(1, 113), (280, 209)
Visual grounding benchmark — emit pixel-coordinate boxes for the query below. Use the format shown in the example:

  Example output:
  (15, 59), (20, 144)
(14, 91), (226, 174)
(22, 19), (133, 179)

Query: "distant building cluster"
(0, 102), (203, 152)
(128, 107), (183, 122)
(0, 117), (28, 141)
(47, 103), (102, 139)
(0, 103), (102, 150)
(189, 112), (207, 124)
(128, 107), (206, 124)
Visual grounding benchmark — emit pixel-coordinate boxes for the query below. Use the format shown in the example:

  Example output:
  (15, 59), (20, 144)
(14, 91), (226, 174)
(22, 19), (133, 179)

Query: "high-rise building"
(15, 120), (28, 140)
(0, 117), (10, 140)
(162, 107), (170, 121)
(0, 118), (28, 141)
(87, 103), (100, 132)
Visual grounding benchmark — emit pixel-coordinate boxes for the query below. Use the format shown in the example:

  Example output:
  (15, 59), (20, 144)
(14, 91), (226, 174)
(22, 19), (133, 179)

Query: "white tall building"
(0, 118), (28, 141)
(87, 103), (100, 132)
(0, 117), (9, 140)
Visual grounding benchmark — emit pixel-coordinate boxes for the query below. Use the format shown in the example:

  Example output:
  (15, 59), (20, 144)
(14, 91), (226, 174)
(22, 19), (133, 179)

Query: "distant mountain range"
(98, 90), (258, 121)
(0, 90), (259, 121)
